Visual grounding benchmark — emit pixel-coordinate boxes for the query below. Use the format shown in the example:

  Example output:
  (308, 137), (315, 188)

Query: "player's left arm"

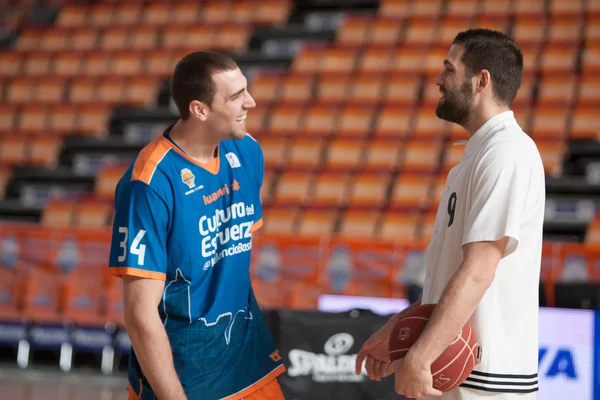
(404, 144), (531, 369)
(249, 136), (264, 233)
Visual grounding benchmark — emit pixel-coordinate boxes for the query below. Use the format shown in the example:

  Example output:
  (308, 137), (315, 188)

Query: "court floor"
(0, 364), (129, 400)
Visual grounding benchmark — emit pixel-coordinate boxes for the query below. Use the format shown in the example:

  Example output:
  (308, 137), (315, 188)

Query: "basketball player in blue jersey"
(108, 51), (286, 400)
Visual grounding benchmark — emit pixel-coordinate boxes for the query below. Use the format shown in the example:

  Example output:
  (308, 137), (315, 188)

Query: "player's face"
(208, 68), (256, 140)
(434, 44), (475, 126)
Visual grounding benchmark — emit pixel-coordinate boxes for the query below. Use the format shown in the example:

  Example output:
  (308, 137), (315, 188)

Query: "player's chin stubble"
(435, 81), (474, 126)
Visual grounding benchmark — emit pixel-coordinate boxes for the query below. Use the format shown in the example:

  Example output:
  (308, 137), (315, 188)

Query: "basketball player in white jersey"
(355, 28), (545, 400)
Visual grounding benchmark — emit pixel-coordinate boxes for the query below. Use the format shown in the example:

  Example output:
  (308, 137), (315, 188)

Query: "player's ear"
(189, 100), (209, 121)
(477, 69), (491, 93)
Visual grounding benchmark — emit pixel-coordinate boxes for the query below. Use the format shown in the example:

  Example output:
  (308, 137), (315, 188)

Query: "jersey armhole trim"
(109, 267), (166, 281)
(251, 218), (263, 233)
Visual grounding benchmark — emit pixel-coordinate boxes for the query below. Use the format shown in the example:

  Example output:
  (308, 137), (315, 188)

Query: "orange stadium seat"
(297, 209), (338, 236)
(347, 172), (391, 208)
(42, 199), (76, 228)
(300, 105), (339, 137)
(379, 0), (411, 18)
(390, 174), (434, 209)
(100, 26), (129, 50)
(390, 47), (427, 74)
(23, 53), (53, 76)
(39, 28), (70, 51)
(279, 73), (315, 105)
(479, 0), (513, 17)
(0, 167), (11, 199)
(96, 166), (127, 199)
(231, 1), (255, 23)
(582, 45), (600, 75)
(53, 51), (82, 76)
(82, 52), (112, 76)
(57, 5), (88, 27)
(540, 45), (578, 74)
(363, 140), (402, 172)
(110, 52), (143, 76)
(28, 135), (61, 168)
(379, 212), (420, 241)
(273, 171), (313, 206)
(309, 172), (351, 208)
(473, 16), (510, 33)
(368, 17), (402, 46)
(383, 73), (422, 106)
(245, 105), (268, 133)
(549, 0), (584, 17)
(123, 78), (158, 107)
(22, 269), (64, 324)
(254, 0), (292, 25)
(412, 108), (449, 138)
(16, 29), (41, 51)
(291, 46), (323, 74)
(537, 76), (576, 107)
(579, 75), (600, 106)
(69, 77), (96, 104)
(315, 74), (350, 105)
(337, 106), (376, 138)
(514, 0), (546, 17)
(422, 72), (444, 105)
(401, 140), (443, 172)
(0, 104), (17, 133)
(336, 15), (372, 47)
(77, 105), (110, 136)
(174, 25), (215, 51)
(250, 73), (282, 105)
(519, 45), (541, 75)
(142, 3), (170, 25)
(18, 105), (47, 132)
(412, 0), (444, 19)
(37, 78), (66, 104)
(214, 23), (251, 53)
(446, 0), (479, 18)
(586, 218), (600, 244)
(514, 106), (532, 132)
(6, 77), (33, 103)
(530, 106), (569, 140)
(74, 198), (112, 229)
(586, 17), (600, 42)
(0, 136), (27, 166)
(89, 4), (114, 27)
(0, 52), (22, 77)
(201, 2), (232, 23)
(97, 78), (126, 104)
(513, 72), (536, 107)
(324, 139), (365, 171)
(265, 104), (304, 136)
(589, 0), (600, 15)
(71, 28), (98, 51)
(320, 48), (358, 75)
(116, 4), (142, 25)
(338, 210), (381, 238)
(435, 20), (472, 47)
(260, 137), (288, 170)
(262, 170), (275, 204)
(357, 47), (392, 74)
(261, 207), (298, 234)
(348, 74), (385, 105)
(169, 2), (200, 24)
(537, 142), (565, 177)
(547, 18), (583, 45)
(512, 18), (547, 46)
(403, 20), (438, 46)
(373, 105), (413, 138)
(441, 143), (466, 173)
(145, 49), (173, 78)
(48, 104), (77, 134)
(570, 107), (600, 140)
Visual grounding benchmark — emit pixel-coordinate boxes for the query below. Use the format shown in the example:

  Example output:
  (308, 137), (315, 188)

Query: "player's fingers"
(385, 359), (400, 375)
(377, 360), (388, 380)
(371, 360), (382, 381)
(426, 387), (443, 397)
(365, 356), (376, 380)
(355, 350), (366, 376)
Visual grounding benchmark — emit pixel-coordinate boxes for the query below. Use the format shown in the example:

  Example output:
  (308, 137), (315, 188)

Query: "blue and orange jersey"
(108, 127), (285, 400)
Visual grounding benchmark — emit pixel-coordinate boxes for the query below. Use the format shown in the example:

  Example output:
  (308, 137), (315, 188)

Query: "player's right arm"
(355, 300), (421, 380)
(109, 179), (186, 400)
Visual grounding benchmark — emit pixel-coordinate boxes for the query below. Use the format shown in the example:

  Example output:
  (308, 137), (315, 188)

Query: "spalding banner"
(276, 309), (402, 400)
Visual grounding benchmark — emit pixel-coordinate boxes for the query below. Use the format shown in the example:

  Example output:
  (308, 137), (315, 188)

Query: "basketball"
(388, 304), (480, 392)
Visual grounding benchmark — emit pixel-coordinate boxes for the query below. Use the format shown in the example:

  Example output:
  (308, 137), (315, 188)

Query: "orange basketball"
(388, 304), (480, 392)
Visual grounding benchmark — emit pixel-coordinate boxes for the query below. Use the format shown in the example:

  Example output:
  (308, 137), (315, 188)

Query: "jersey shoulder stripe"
(132, 137), (172, 184)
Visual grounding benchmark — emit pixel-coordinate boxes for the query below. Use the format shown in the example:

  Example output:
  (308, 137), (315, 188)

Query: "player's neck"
(463, 104), (511, 136)
(169, 120), (219, 164)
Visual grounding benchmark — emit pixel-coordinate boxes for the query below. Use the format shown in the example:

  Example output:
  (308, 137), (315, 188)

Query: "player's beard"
(435, 79), (474, 126)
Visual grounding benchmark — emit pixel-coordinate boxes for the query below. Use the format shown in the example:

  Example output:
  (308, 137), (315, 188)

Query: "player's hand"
(385, 352), (443, 398)
(354, 328), (391, 381)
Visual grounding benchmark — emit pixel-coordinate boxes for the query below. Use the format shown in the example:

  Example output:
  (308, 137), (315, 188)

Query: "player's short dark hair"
(452, 28), (523, 107)
(171, 51), (239, 120)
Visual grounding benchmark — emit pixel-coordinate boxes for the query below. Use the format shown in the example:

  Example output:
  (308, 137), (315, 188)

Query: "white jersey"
(421, 111), (545, 397)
